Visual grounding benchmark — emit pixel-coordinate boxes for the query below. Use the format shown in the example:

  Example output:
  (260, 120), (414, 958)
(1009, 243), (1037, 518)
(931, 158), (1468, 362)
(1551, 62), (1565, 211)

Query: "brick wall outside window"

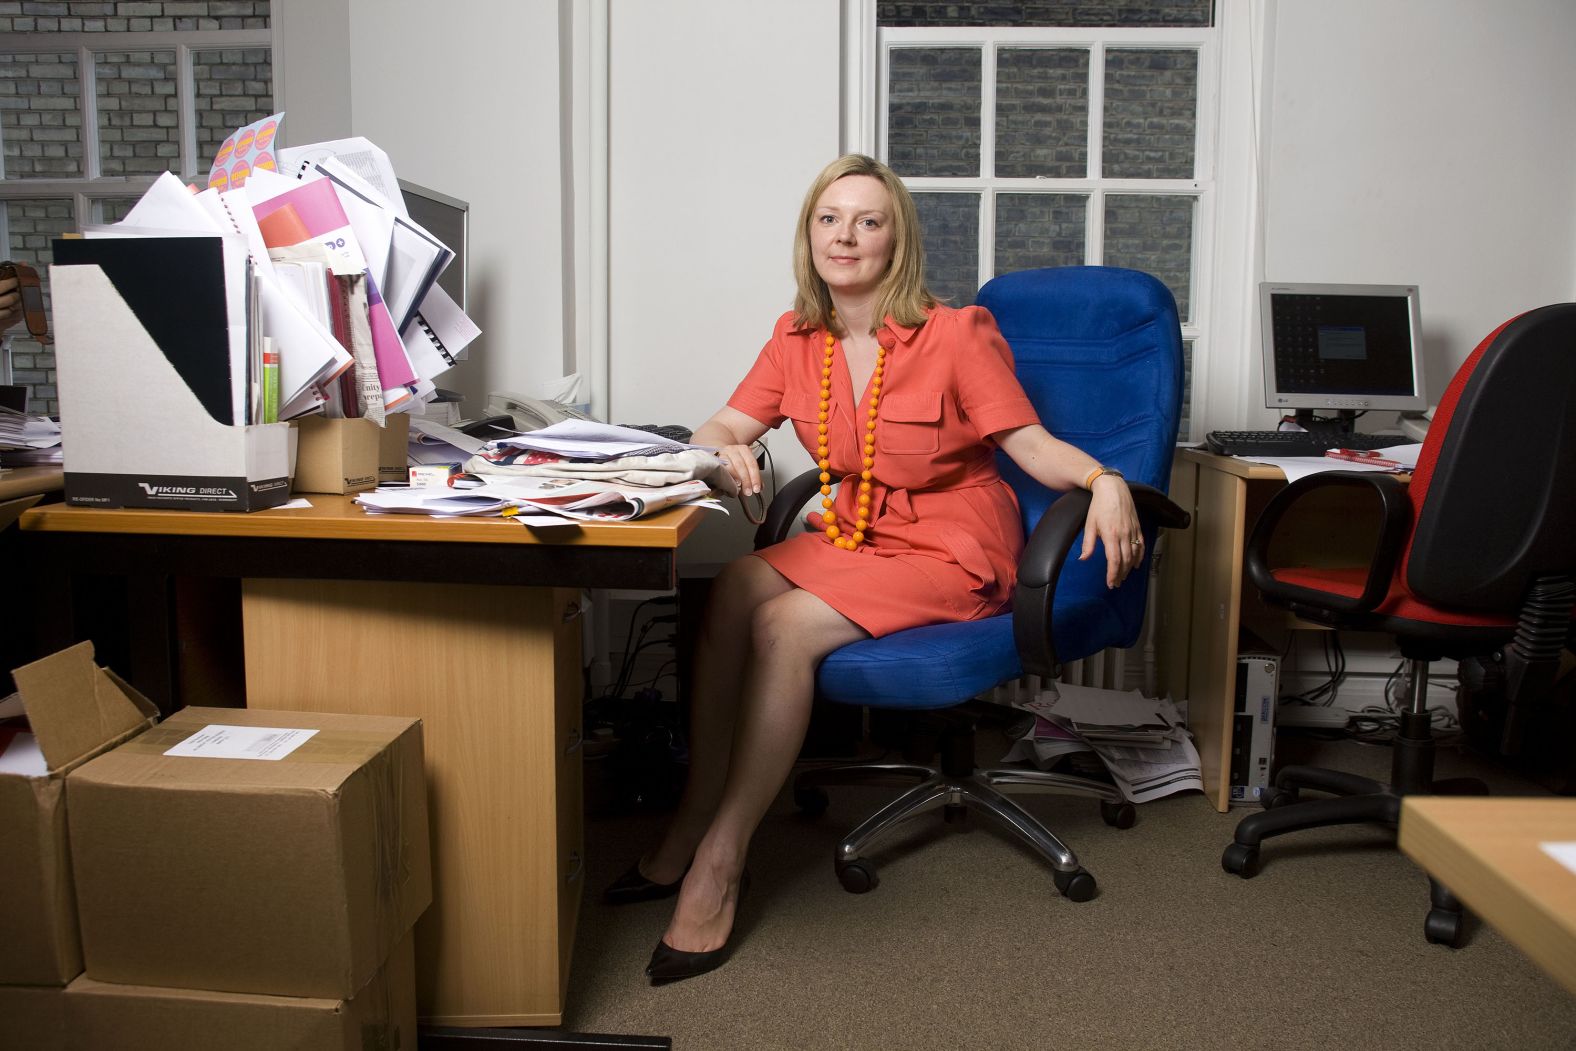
(1, 1), (272, 414)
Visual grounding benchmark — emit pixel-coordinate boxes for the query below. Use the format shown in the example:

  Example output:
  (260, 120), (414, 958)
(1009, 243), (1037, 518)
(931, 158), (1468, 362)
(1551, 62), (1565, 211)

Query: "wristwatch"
(1084, 464), (1124, 489)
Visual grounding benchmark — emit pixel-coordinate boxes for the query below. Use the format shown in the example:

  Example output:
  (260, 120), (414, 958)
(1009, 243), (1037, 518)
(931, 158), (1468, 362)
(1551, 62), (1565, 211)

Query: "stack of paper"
(84, 114), (481, 429)
(0, 406), (63, 466)
(486, 420), (699, 462)
(1004, 683), (1203, 804)
(354, 474), (718, 524)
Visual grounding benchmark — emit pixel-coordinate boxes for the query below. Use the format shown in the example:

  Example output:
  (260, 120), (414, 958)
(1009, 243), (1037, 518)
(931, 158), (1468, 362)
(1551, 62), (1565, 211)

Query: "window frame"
(0, 28), (274, 225)
(856, 19), (1221, 440)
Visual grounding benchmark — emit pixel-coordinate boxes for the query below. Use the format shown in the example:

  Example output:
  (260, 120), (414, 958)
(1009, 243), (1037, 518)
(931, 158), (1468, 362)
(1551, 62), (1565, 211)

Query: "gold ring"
(1129, 540), (1142, 548)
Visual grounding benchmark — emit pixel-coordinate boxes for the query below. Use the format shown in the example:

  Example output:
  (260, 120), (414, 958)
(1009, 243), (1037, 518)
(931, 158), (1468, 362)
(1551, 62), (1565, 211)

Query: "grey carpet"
(563, 733), (1576, 1050)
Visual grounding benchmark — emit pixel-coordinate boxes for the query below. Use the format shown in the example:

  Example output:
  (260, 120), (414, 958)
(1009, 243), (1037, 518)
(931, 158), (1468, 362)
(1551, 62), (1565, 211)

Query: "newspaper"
(354, 475), (719, 522)
(1002, 684), (1204, 804)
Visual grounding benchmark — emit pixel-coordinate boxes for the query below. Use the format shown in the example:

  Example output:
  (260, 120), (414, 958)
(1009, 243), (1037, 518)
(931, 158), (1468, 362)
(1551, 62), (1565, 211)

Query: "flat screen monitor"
(399, 179), (468, 312)
(1260, 282), (1427, 428)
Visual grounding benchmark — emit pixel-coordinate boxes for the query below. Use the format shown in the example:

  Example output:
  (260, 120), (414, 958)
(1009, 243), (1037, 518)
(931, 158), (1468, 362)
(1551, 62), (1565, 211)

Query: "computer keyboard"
(1205, 430), (1401, 458)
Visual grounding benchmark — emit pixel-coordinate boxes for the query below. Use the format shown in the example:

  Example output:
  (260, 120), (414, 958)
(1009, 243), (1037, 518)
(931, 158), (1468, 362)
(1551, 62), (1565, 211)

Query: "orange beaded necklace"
(817, 313), (886, 551)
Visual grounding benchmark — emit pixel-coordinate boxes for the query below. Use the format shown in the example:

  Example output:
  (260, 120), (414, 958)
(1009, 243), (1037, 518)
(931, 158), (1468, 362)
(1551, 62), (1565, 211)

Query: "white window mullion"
(978, 40), (998, 288)
(177, 44), (197, 181)
(76, 44), (100, 232)
(1086, 43), (1106, 264)
(979, 187), (996, 287)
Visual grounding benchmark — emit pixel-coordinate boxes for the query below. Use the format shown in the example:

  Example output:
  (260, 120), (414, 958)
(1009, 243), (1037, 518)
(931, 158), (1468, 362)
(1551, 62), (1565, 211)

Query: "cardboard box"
(379, 412), (412, 484)
(68, 707), (431, 1000)
(293, 414), (409, 494)
(62, 933), (416, 1051)
(0, 984), (68, 1051)
(50, 253), (291, 513)
(0, 643), (159, 987)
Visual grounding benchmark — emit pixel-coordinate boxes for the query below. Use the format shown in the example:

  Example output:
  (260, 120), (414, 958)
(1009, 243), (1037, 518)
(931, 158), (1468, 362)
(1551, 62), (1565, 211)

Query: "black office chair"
(1220, 303), (1576, 945)
(756, 266), (1190, 899)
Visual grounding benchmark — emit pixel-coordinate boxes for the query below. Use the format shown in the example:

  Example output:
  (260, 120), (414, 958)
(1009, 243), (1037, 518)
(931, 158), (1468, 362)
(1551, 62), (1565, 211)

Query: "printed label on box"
(163, 724), (319, 761)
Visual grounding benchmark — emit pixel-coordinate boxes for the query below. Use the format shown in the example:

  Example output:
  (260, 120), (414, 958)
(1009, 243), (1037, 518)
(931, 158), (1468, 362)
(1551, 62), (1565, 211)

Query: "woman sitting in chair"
(610, 154), (1145, 983)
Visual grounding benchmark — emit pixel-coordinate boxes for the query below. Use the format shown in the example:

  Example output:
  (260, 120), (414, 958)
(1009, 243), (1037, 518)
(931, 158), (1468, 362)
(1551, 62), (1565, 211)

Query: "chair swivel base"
(1220, 712), (1487, 946)
(793, 760), (1135, 900)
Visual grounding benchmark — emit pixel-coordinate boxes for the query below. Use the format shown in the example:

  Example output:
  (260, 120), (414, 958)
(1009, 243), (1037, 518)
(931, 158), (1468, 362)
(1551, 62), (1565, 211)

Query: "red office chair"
(1220, 303), (1576, 946)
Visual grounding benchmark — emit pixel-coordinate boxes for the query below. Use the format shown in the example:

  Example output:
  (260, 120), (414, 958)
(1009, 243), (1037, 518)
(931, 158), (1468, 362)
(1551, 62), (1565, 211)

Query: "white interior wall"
(1259, 0), (1576, 695)
(341, 0), (568, 413)
(1257, 0), (1576, 427)
(608, 0), (842, 566)
(271, 1), (351, 148)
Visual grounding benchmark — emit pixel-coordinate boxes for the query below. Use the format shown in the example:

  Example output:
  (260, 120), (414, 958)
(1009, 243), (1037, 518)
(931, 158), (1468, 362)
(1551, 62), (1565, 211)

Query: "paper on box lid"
(10, 641), (159, 773)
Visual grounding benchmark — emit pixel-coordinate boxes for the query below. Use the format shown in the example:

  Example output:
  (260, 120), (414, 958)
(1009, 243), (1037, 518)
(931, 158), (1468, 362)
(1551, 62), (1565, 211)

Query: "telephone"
(485, 390), (597, 431)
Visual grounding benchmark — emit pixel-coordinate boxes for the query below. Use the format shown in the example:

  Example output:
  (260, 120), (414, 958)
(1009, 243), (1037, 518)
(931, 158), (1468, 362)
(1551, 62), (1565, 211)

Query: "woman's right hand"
(692, 406), (770, 498)
(0, 274), (20, 332)
(714, 443), (761, 497)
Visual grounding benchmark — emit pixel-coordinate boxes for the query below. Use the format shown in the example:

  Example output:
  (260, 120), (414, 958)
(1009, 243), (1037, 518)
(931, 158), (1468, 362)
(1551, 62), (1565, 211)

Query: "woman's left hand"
(1080, 474), (1144, 589)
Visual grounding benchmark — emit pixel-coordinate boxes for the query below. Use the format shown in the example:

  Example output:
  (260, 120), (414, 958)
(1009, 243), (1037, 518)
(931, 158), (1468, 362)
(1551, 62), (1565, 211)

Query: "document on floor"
(1006, 684), (1203, 804)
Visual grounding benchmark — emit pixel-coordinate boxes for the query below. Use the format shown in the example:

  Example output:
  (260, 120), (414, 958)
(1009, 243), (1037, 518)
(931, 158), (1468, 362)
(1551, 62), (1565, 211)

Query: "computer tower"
(1229, 652), (1279, 805)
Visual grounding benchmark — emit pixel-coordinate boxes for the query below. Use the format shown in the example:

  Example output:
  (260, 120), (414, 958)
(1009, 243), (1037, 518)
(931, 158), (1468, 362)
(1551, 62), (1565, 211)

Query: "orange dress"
(728, 304), (1042, 637)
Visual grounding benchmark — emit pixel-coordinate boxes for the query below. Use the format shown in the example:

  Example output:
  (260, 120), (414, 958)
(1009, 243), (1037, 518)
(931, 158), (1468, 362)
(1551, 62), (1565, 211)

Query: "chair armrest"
(754, 467), (824, 550)
(1243, 470), (1411, 618)
(1013, 482), (1190, 678)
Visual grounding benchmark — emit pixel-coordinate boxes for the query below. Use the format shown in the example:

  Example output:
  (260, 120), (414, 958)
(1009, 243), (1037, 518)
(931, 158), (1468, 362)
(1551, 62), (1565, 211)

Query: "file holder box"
(50, 261), (290, 512)
(0, 642), (160, 987)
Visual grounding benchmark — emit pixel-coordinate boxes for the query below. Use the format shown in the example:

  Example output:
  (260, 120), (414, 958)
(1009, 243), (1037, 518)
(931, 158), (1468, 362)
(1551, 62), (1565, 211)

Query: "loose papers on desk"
(356, 421), (730, 523)
(1002, 684), (1203, 804)
(354, 476), (717, 523)
(1236, 441), (1422, 485)
(0, 407), (62, 466)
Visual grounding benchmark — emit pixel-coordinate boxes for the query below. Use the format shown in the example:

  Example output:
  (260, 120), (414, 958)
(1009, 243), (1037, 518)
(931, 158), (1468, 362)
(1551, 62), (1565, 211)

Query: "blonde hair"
(792, 154), (936, 336)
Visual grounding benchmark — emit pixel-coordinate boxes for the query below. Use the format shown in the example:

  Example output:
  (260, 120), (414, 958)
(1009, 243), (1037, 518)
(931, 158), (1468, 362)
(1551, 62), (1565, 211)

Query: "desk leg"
(1188, 468), (1248, 813)
(242, 579), (584, 1028)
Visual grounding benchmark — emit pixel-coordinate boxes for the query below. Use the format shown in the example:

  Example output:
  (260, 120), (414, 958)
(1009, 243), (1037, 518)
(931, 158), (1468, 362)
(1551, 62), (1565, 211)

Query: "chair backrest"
(1403, 303), (1576, 611)
(976, 266), (1185, 650)
(977, 266), (1184, 528)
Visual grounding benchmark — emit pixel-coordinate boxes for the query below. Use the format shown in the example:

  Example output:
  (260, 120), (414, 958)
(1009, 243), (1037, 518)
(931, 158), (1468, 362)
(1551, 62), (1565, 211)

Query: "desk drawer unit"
(241, 579), (584, 1027)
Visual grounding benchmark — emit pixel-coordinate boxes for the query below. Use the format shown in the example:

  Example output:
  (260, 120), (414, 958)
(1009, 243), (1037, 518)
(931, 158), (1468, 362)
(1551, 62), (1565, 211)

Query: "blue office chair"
(757, 266), (1191, 899)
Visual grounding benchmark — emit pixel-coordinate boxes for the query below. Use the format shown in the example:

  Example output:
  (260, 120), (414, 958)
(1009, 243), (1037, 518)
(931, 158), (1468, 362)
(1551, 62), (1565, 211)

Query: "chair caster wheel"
(1424, 907), (1464, 947)
(1053, 867), (1097, 902)
(836, 858), (878, 894)
(794, 785), (829, 817)
(1100, 800), (1136, 829)
(1221, 842), (1260, 878)
(1261, 786), (1298, 810)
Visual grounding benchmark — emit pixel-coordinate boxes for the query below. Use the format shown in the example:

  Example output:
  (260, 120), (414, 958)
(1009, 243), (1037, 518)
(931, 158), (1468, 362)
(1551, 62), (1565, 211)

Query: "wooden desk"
(0, 465), (64, 503)
(1156, 450), (1405, 812)
(20, 498), (705, 1027)
(1400, 797), (1576, 995)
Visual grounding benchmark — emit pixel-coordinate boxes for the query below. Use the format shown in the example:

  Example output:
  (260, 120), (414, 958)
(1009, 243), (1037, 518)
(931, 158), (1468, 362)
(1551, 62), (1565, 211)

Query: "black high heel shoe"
(602, 859), (687, 905)
(645, 871), (751, 985)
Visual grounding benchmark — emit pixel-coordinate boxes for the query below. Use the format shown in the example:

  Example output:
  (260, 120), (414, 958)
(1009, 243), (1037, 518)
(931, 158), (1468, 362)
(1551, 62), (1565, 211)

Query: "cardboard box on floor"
(63, 932), (417, 1051)
(67, 706), (431, 1000)
(0, 985), (68, 1051)
(0, 643), (159, 987)
(292, 413), (410, 494)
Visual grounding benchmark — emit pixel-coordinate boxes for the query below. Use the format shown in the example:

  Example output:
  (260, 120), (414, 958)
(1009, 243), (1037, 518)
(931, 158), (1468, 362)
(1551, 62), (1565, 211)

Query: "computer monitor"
(1259, 282), (1427, 434)
(399, 179), (468, 312)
